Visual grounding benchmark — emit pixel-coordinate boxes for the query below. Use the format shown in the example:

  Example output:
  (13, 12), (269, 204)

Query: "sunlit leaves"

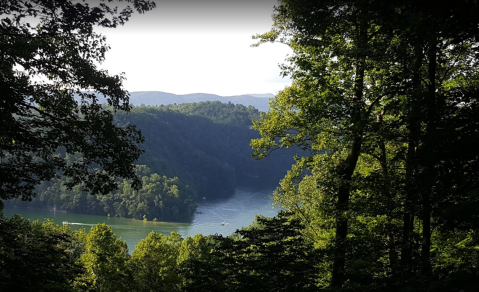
(1, 0), (154, 200)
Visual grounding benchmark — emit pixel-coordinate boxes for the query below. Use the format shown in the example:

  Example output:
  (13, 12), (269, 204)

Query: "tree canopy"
(4, 0), (479, 291)
(252, 0), (479, 290)
(0, 0), (155, 201)
(4, 102), (297, 222)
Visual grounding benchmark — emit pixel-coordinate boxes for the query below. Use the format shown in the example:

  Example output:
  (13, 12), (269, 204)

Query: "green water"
(3, 188), (278, 251)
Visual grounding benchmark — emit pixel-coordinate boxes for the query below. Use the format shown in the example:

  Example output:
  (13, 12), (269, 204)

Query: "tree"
(75, 223), (131, 292)
(252, 0), (399, 286)
(129, 231), (184, 292)
(0, 215), (85, 292)
(253, 0), (479, 290)
(392, 1), (479, 277)
(129, 232), (216, 292)
(181, 212), (319, 292)
(0, 0), (155, 201)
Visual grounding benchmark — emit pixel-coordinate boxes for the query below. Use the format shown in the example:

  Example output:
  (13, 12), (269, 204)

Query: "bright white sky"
(96, 0), (292, 96)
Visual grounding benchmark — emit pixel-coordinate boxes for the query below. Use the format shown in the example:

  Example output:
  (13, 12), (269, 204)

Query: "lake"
(2, 188), (279, 251)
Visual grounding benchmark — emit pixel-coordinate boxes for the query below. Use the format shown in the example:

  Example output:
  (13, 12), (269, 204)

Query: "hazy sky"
(96, 0), (292, 96)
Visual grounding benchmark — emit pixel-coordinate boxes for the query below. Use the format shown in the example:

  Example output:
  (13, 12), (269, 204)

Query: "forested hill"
(78, 91), (273, 112)
(6, 102), (296, 222)
(118, 102), (297, 197)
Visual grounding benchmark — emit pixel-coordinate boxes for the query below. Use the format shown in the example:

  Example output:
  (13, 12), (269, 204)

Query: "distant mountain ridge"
(129, 91), (273, 112)
(82, 91), (274, 112)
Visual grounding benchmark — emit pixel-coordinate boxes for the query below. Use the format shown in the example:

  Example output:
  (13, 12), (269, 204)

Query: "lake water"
(2, 188), (279, 251)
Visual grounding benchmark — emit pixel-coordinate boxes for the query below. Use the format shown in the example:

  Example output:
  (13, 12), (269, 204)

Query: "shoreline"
(2, 205), (192, 225)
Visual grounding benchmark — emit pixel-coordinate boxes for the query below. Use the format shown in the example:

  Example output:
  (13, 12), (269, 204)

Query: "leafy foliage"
(75, 224), (131, 292)
(129, 232), (184, 291)
(0, 215), (84, 292)
(8, 165), (196, 222)
(180, 211), (319, 292)
(5, 101), (296, 221)
(0, 0), (155, 200)
(5, 1), (479, 292)
(252, 0), (479, 290)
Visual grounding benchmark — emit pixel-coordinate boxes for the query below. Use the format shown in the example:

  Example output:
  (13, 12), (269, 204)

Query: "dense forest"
(2, 0), (479, 292)
(249, 0), (479, 290)
(0, 212), (316, 292)
(5, 102), (296, 221)
(124, 102), (296, 197)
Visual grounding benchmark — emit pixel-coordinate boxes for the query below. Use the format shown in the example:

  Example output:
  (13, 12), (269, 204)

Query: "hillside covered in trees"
(3, 0), (479, 291)
(83, 91), (273, 112)
(123, 102), (296, 196)
(5, 102), (296, 222)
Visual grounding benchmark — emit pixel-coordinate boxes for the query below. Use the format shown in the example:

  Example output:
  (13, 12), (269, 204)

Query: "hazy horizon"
(93, 0), (292, 96)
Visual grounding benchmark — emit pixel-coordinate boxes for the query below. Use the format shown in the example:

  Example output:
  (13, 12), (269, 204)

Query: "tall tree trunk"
(421, 37), (437, 275)
(401, 42), (423, 269)
(331, 135), (363, 287)
(330, 18), (367, 288)
(377, 110), (399, 274)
